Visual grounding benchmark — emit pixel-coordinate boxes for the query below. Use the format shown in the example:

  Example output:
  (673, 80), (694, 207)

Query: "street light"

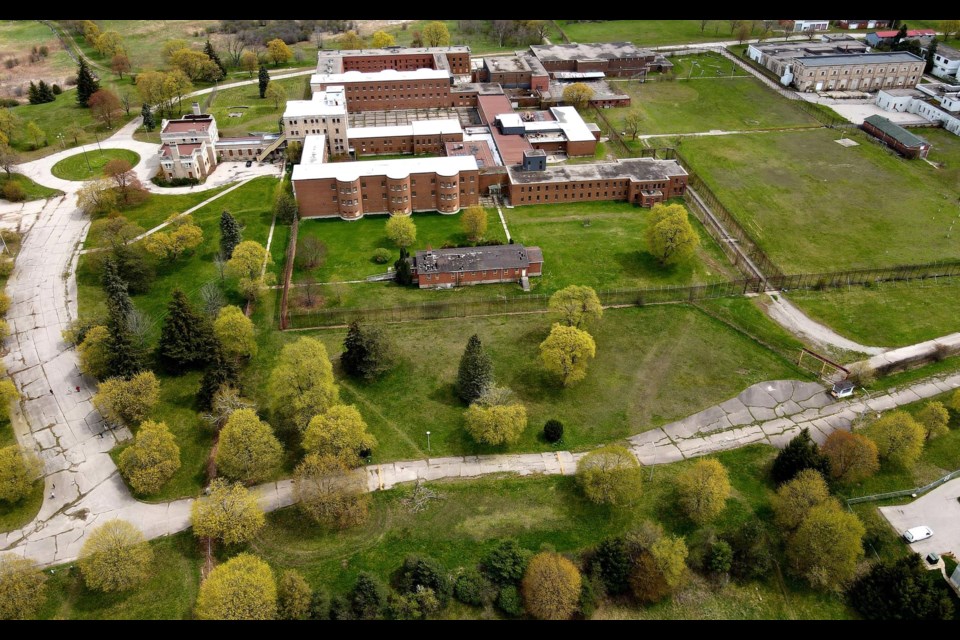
(426, 431), (431, 453)
(56, 132), (65, 152)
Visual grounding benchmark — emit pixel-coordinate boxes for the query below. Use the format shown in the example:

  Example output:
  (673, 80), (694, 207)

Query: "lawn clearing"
(0, 20), (77, 99)
(207, 76), (308, 138)
(604, 76), (820, 139)
(0, 173), (63, 201)
(787, 278), (960, 349)
(556, 20), (746, 47)
(50, 148), (140, 181)
(679, 127), (960, 273)
(0, 479), (43, 533)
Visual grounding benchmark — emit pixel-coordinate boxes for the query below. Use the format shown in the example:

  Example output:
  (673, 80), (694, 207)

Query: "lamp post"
(56, 132), (65, 152)
(426, 431), (431, 453)
(93, 130), (103, 154)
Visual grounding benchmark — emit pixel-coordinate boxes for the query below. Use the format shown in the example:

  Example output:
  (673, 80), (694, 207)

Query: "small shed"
(831, 380), (855, 399)
(861, 115), (931, 159)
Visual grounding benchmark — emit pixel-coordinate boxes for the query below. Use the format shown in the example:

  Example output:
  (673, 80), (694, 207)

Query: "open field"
(788, 278), (960, 349)
(0, 21), (76, 99)
(678, 127), (960, 273)
(0, 173), (62, 202)
(268, 305), (804, 462)
(50, 148), (140, 181)
(207, 75), (308, 138)
(384, 20), (562, 56)
(605, 76), (820, 139)
(555, 20), (747, 48)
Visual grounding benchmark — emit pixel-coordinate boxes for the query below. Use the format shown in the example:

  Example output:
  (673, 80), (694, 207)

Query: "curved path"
(763, 293), (885, 355)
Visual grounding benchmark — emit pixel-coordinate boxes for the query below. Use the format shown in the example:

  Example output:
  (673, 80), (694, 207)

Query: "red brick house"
(412, 244), (543, 288)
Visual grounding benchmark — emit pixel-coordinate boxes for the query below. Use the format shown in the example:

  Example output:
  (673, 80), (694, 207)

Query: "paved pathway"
(880, 478), (960, 560)
(764, 293), (885, 355)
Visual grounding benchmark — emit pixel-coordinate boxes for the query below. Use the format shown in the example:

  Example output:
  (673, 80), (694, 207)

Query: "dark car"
(245, 160), (253, 167)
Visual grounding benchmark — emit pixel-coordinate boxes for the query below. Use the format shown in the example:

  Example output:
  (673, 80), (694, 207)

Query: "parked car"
(245, 160), (253, 167)
(903, 526), (934, 543)
(830, 380), (855, 399)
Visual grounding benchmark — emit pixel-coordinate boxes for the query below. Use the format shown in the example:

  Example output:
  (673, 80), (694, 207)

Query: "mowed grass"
(267, 304), (804, 462)
(50, 148), (140, 181)
(208, 76), (307, 138)
(0, 20), (77, 88)
(787, 278), (960, 348)
(679, 127), (960, 272)
(605, 76), (820, 138)
(556, 20), (747, 47)
(0, 173), (62, 201)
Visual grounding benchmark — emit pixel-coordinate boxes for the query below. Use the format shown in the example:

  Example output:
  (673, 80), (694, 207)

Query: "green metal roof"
(863, 115), (929, 148)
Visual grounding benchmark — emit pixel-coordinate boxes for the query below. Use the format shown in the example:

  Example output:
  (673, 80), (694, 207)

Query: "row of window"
(515, 180), (672, 193)
(287, 118), (341, 125)
(352, 82), (449, 91)
(329, 176), (474, 190)
(331, 189), (475, 202)
(224, 149), (260, 157)
(806, 65), (920, 77)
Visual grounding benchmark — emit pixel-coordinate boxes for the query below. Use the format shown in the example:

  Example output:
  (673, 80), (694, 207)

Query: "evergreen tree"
(141, 103), (156, 132)
(102, 257), (134, 322)
(106, 303), (147, 379)
(847, 555), (954, 620)
(258, 64), (270, 99)
(157, 289), (216, 371)
(198, 345), (241, 410)
(771, 428), (830, 485)
(457, 334), (493, 404)
(37, 80), (55, 103)
(203, 40), (227, 78)
(219, 210), (243, 260)
(394, 247), (412, 285)
(27, 81), (40, 105)
(111, 243), (154, 295)
(341, 321), (395, 380)
(925, 38), (939, 74)
(76, 56), (100, 107)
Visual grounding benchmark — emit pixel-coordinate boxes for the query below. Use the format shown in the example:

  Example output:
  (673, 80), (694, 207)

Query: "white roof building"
(346, 119), (463, 140)
(292, 137), (478, 182)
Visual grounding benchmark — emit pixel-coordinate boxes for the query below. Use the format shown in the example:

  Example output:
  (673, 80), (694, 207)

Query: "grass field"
(383, 20), (561, 55)
(605, 76), (820, 139)
(0, 408), (44, 533)
(555, 20), (747, 48)
(207, 75), (307, 138)
(250, 304), (804, 462)
(787, 278), (960, 348)
(0, 21), (77, 99)
(50, 148), (140, 181)
(678, 127), (960, 273)
(0, 173), (62, 201)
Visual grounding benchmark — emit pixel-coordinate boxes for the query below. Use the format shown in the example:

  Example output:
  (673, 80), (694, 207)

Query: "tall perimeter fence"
(847, 469), (960, 505)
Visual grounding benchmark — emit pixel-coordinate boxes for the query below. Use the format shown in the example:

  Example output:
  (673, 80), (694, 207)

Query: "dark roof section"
(507, 158), (687, 184)
(793, 51), (924, 67)
(413, 244), (543, 274)
(862, 115), (929, 148)
(530, 42), (654, 62)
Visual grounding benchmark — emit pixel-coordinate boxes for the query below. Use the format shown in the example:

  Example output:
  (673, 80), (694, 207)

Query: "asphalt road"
(880, 478), (960, 560)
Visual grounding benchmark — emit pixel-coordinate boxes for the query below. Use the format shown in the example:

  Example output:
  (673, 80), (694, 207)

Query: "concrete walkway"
(880, 477), (960, 560)
(764, 293), (885, 355)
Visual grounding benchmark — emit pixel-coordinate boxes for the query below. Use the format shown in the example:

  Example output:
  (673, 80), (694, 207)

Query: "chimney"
(191, 102), (201, 116)
(171, 142), (180, 159)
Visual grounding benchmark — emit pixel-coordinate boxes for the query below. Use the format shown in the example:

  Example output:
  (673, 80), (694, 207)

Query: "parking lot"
(879, 478), (960, 560)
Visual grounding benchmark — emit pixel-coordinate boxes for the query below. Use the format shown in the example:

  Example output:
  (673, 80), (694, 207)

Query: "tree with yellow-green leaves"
(0, 445), (41, 504)
(93, 371), (160, 428)
(192, 478), (265, 545)
(521, 552), (581, 620)
(865, 411), (925, 469)
(118, 420), (180, 495)
(787, 502), (865, 591)
(576, 445), (643, 507)
(267, 337), (340, 431)
(463, 400), (527, 446)
(195, 553), (277, 620)
(339, 30), (365, 50)
(0, 377), (18, 423)
(916, 401), (950, 441)
(277, 569), (312, 620)
(78, 520), (154, 592)
(422, 21), (452, 47)
(143, 215), (203, 262)
(771, 468), (833, 531)
(548, 285), (603, 330)
(645, 203), (699, 265)
(214, 305), (257, 359)
(386, 215), (416, 248)
(265, 83), (286, 110)
(215, 409), (283, 483)
(294, 453), (370, 529)
(371, 31), (396, 48)
(225, 240), (272, 302)
(94, 31), (124, 58)
(539, 323), (596, 387)
(460, 204), (487, 242)
(266, 38), (293, 65)
(0, 554), (47, 620)
(302, 404), (376, 467)
(821, 430), (879, 483)
(675, 458), (731, 525)
(562, 83), (594, 109)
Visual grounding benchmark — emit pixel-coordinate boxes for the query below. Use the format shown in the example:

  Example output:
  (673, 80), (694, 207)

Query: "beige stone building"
(282, 86), (349, 157)
(790, 52), (925, 92)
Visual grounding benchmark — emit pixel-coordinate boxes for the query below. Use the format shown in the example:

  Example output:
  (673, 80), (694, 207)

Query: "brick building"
(412, 244), (543, 288)
(317, 46), (471, 76)
(746, 38), (869, 81)
(506, 158), (688, 207)
(282, 87), (349, 156)
(347, 119), (463, 156)
(310, 68), (454, 111)
(861, 115), (931, 158)
(528, 42), (672, 78)
(291, 135), (480, 219)
(790, 52), (925, 92)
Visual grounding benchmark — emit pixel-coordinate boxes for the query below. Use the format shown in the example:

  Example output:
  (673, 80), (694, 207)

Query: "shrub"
(396, 555), (453, 606)
(483, 539), (532, 585)
(2, 182), (25, 202)
(371, 248), (391, 264)
(0, 98), (19, 108)
(543, 419), (564, 443)
(496, 585), (523, 616)
(454, 568), (491, 606)
(0, 258), (13, 277)
(51, 84), (62, 95)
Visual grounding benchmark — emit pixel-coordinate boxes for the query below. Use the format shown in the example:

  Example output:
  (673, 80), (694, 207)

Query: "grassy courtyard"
(605, 76), (820, 139)
(50, 148), (140, 181)
(678, 127), (960, 273)
(207, 76), (308, 138)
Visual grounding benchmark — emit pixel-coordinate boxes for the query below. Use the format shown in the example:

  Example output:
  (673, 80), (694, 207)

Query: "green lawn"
(652, 51), (751, 80)
(384, 20), (553, 55)
(556, 20), (749, 47)
(0, 173), (63, 201)
(696, 295), (809, 357)
(678, 127), (960, 273)
(605, 76), (820, 139)
(50, 148), (140, 181)
(260, 304), (803, 462)
(0, 479), (43, 533)
(208, 76), (307, 138)
(787, 278), (960, 349)
(0, 20), (77, 91)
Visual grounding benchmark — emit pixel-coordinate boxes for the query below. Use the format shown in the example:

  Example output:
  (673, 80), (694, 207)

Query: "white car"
(903, 526), (934, 543)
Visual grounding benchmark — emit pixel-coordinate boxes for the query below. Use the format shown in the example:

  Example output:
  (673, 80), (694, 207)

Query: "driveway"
(880, 478), (960, 560)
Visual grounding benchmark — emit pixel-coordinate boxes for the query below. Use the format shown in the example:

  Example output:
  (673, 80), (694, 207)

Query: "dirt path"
(763, 293), (885, 355)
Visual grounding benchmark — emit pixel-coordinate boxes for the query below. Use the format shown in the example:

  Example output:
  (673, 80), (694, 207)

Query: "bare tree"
(121, 92), (132, 117)
(296, 236), (327, 270)
(300, 274), (319, 308)
(699, 20), (710, 34)
(492, 20), (513, 47)
(126, 308), (151, 349)
(214, 252), (227, 281)
(200, 281), (226, 317)
(226, 34), (247, 67)
(0, 143), (19, 178)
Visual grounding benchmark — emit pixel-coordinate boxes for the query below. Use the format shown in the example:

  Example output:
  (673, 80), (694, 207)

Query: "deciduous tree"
(192, 478), (265, 545)
(161, 39), (189, 64)
(548, 285), (603, 329)
(865, 411), (925, 469)
(521, 552), (581, 620)
(645, 203), (699, 265)
(25, 121), (45, 149)
(771, 468), (833, 531)
(623, 108), (645, 140)
(576, 445), (643, 507)
(338, 30), (365, 50)
(0, 554), (47, 620)
(104, 158), (147, 206)
(539, 323), (596, 387)
(76, 179), (118, 216)
(294, 453), (370, 528)
(0, 446), (41, 504)
(422, 21), (452, 47)
(266, 38), (293, 65)
(277, 570), (312, 620)
(787, 502), (864, 591)
(464, 401), (527, 446)
(916, 401), (949, 441)
(771, 427), (830, 484)
(77, 324), (111, 379)
(562, 83), (594, 109)
(460, 204), (487, 241)
(216, 408), (283, 483)
(822, 430), (879, 483)
(370, 31), (396, 48)
(93, 371), (160, 427)
(94, 31), (124, 58)
(78, 520), (154, 592)
(143, 215), (204, 262)
(195, 553), (277, 620)
(302, 404), (376, 467)
(214, 305), (257, 359)
(265, 83), (286, 110)
(240, 51), (258, 76)
(675, 458), (731, 524)
(273, 187), (297, 221)
(341, 321), (395, 381)
(118, 420), (181, 495)
(0, 143), (19, 178)
(225, 239), (268, 280)
(385, 215), (416, 248)
(267, 337), (340, 431)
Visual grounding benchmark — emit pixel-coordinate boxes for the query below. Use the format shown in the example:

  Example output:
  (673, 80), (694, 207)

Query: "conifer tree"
(157, 289), (216, 371)
(457, 334), (493, 404)
(106, 304), (147, 379)
(258, 64), (270, 99)
(76, 56), (100, 107)
(37, 80), (55, 103)
(771, 428), (830, 485)
(219, 210), (243, 260)
(394, 247), (412, 285)
(203, 40), (227, 78)
(341, 321), (394, 380)
(102, 257), (134, 320)
(140, 103), (155, 132)
(27, 81), (40, 105)
(198, 344), (242, 410)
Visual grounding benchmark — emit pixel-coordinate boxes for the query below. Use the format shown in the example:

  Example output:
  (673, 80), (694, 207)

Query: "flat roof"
(485, 56), (531, 73)
(347, 119), (462, 140)
(549, 106), (595, 142)
(794, 52), (924, 67)
(283, 89), (348, 118)
(311, 68), (451, 85)
(293, 146), (478, 182)
(935, 43), (960, 59)
(452, 82), (505, 95)
(863, 115), (928, 148)
(530, 42), (654, 62)
(318, 46), (470, 59)
(444, 139), (498, 169)
(301, 135), (327, 165)
(507, 158), (687, 185)
(872, 29), (936, 38)
(162, 118), (212, 134)
(413, 244), (541, 274)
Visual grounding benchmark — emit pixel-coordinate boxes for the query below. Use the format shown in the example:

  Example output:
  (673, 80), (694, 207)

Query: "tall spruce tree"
(27, 81), (40, 105)
(197, 344), (241, 409)
(102, 257), (134, 320)
(341, 321), (394, 380)
(258, 64), (270, 99)
(457, 334), (493, 404)
(106, 304), (147, 379)
(37, 80), (55, 103)
(76, 56), (100, 107)
(220, 210), (243, 260)
(771, 428), (830, 485)
(204, 40), (227, 78)
(157, 289), (216, 371)
(394, 247), (412, 286)
(141, 103), (156, 132)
